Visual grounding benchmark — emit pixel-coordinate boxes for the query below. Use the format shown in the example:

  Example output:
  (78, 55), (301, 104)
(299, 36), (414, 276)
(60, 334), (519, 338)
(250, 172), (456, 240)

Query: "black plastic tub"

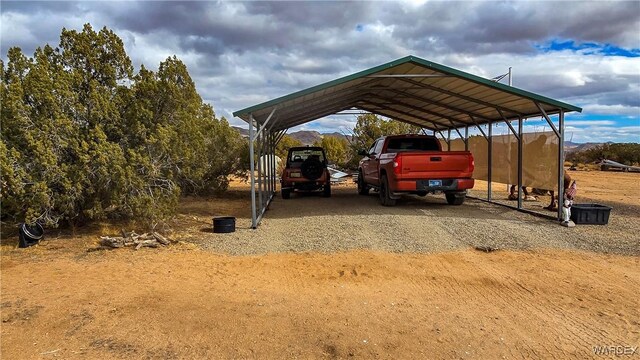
(570, 204), (612, 225)
(213, 216), (236, 233)
(19, 223), (44, 248)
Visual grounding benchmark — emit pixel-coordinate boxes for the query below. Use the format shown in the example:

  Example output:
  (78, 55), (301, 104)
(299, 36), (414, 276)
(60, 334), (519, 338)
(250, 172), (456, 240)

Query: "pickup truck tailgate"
(398, 151), (473, 178)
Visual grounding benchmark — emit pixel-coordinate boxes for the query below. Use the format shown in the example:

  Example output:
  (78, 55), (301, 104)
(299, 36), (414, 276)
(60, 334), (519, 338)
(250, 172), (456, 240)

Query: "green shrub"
(1, 24), (244, 227)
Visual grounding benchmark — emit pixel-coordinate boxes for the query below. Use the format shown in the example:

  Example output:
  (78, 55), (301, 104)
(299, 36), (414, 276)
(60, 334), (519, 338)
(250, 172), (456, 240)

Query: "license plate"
(428, 180), (442, 187)
(290, 172), (301, 178)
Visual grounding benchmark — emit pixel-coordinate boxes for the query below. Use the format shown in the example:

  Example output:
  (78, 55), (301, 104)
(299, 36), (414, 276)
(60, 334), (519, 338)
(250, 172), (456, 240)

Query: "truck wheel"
(357, 170), (369, 195)
(282, 188), (291, 199)
(323, 182), (331, 197)
(445, 191), (465, 205)
(379, 175), (396, 206)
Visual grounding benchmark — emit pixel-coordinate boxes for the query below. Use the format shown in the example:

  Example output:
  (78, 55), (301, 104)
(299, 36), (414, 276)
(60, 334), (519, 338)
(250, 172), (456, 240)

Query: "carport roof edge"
(233, 55), (582, 130)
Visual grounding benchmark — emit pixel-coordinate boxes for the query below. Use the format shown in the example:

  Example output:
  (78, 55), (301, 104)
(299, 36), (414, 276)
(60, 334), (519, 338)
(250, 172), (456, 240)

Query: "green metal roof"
(233, 55), (582, 132)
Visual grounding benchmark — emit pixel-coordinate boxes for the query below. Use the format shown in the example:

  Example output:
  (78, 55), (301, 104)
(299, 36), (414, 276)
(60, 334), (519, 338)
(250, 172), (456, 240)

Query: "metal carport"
(233, 55), (582, 228)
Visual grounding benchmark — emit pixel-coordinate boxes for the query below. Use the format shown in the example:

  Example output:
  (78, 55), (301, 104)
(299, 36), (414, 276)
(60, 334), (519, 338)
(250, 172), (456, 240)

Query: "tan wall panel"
(463, 132), (558, 190)
(438, 138), (466, 151)
(429, 132), (558, 190)
(450, 138), (466, 151)
(491, 133), (519, 185)
(522, 132), (559, 190)
(468, 135), (489, 180)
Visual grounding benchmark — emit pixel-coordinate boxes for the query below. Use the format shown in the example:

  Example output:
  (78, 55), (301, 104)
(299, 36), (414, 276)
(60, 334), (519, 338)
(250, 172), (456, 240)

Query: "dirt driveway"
(1, 170), (639, 359)
(184, 172), (639, 257)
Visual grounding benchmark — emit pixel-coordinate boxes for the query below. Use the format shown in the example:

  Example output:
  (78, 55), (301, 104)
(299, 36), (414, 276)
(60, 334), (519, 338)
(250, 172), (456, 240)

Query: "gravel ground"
(183, 182), (640, 257)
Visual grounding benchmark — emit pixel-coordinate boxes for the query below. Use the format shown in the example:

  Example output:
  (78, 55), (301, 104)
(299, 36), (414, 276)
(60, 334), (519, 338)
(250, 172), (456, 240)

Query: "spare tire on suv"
(301, 156), (324, 180)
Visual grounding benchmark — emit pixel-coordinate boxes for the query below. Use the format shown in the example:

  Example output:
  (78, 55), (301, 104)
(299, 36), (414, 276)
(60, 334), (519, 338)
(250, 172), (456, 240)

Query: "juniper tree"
(1, 24), (244, 227)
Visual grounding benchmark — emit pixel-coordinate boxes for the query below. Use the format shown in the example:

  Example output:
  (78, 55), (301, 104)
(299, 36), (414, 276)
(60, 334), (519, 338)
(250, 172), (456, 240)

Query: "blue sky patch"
(355, 24), (364, 32)
(537, 39), (640, 57)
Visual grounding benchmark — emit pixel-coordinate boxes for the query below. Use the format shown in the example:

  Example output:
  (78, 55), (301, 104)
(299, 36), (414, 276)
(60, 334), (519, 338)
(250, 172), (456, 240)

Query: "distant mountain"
(565, 141), (609, 153)
(325, 132), (353, 143)
(232, 126), (351, 144)
(231, 126), (249, 138)
(288, 130), (321, 145)
(288, 131), (351, 145)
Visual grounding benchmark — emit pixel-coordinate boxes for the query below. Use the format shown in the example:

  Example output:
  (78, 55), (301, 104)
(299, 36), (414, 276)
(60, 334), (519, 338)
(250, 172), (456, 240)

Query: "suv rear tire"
(379, 175), (396, 206)
(282, 188), (291, 199)
(323, 182), (331, 197)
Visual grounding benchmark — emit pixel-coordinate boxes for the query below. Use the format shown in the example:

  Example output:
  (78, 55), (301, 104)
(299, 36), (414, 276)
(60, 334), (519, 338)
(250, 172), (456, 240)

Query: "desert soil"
(1, 170), (639, 359)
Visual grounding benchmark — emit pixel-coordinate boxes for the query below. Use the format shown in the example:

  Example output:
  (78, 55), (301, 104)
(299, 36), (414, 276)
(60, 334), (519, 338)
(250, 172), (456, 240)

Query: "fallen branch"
(153, 231), (171, 245)
(93, 230), (174, 251)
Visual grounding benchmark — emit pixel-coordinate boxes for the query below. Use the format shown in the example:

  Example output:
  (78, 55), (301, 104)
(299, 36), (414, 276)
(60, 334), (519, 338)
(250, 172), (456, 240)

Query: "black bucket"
(18, 223), (44, 248)
(213, 216), (236, 233)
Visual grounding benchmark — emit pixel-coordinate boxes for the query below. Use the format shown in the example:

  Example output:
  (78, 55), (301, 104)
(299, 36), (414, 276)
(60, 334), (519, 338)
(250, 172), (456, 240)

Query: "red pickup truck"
(357, 135), (474, 206)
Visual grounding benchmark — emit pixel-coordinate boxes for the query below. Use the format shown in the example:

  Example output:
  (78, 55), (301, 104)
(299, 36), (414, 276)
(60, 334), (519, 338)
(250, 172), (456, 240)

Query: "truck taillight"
(393, 154), (402, 175)
(469, 155), (475, 173)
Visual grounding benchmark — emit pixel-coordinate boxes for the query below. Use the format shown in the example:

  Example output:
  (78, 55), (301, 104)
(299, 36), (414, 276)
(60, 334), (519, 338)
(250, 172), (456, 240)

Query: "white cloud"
(565, 120), (616, 126)
(581, 104), (640, 117)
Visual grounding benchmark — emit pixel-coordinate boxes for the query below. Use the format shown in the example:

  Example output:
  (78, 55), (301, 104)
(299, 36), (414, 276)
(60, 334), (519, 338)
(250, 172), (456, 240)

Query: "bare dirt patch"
(1, 248), (639, 359)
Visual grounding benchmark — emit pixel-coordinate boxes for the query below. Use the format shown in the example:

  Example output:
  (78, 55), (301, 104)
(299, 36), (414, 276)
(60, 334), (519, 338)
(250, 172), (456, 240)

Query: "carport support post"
(271, 132), (276, 196)
(268, 131), (272, 196)
(268, 132), (271, 195)
(263, 130), (268, 205)
(261, 129), (267, 206)
(257, 122), (264, 217)
(273, 133), (278, 193)
(447, 129), (451, 151)
(464, 126), (469, 151)
(268, 132), (272, 196)
(557, 110), (565, 221)
(518, 117), (523, 210)
(487, 122), (492, 201)
(265, 130), (270, 197)
(249, 114), (257, 229)
(274, 133), (277, 193)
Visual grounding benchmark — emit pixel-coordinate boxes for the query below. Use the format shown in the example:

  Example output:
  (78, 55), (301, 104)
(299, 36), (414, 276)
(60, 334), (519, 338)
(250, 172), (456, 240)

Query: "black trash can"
(18, 223), (44, 248)
(213, 217), (236, 233)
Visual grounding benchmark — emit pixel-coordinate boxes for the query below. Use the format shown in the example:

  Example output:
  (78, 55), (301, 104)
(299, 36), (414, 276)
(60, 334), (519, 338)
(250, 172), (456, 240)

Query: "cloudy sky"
(2, 0), (639, 142)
